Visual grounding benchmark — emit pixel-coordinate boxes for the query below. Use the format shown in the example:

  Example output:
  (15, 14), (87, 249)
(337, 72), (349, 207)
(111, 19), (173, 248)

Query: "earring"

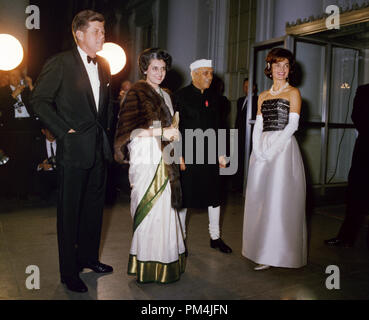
(267, 62), (271, 69)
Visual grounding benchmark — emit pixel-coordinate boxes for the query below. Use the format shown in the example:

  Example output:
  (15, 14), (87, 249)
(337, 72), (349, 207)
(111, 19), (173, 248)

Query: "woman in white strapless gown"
(242, 48), (307, 270)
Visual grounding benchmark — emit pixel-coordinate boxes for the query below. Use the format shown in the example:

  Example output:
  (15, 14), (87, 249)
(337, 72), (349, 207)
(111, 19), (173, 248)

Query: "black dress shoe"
(324, 238), (353, 248)
(61, 275), (88, 293)
(80, 261), (113, 273)
(210, 238), (232, 253)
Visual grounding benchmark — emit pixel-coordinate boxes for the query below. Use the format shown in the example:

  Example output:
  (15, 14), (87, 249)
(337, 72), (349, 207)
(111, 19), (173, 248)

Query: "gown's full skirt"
(127, 137), (186, 283)
(242, 132), (307, 268)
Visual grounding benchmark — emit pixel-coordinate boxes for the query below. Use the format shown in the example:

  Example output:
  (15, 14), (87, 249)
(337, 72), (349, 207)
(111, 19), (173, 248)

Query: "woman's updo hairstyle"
(264, 47), (296, 80)
(138, 48), (172, 77)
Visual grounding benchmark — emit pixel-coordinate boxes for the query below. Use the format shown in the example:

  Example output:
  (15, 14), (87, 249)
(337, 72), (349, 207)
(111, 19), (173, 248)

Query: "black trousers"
(338, 171), (369, 247)
(57, 142), (107, 278)
(36, 170), (58, 200)
(338, 194), (369, 247)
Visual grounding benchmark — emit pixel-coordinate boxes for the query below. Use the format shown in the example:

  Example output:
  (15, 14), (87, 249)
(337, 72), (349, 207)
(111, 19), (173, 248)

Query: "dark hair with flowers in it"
(264, 48), (295, 79)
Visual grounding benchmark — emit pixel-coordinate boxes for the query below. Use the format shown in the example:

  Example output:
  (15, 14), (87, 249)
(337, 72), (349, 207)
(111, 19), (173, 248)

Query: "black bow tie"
(87, 56), (97, 65)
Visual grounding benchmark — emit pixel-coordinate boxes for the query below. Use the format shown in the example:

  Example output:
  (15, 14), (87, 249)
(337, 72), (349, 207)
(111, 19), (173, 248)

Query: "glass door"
(292, 38), (328, 188)
(326, 47), (359, 185)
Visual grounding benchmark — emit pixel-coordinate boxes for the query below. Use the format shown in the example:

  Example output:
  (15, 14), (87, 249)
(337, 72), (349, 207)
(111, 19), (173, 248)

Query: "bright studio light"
(0, 34), (24, 71)
(340, 82), (351, 89)
(97, 42), (126, 75)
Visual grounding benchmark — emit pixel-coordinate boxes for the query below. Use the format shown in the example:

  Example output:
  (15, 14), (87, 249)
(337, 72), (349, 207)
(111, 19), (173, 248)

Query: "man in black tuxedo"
(325, 83), (369, 249)
(233, 78), (257, 192)
(31, 10), (114, 293)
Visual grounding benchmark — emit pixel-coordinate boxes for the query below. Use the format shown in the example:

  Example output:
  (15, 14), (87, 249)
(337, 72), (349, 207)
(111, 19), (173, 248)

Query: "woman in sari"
(114, 48), (185, 283)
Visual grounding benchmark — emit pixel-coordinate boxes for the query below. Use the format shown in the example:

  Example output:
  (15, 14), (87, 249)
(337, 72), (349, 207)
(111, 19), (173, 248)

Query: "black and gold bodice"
(261, 99), (290, 132)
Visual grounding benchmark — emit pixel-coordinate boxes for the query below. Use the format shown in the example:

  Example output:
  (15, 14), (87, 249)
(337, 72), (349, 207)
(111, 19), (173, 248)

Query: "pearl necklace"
(270, 82), (289, 96)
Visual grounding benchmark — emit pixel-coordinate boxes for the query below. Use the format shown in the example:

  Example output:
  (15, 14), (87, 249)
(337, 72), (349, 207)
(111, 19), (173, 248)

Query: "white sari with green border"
(127, 91), (186, 284)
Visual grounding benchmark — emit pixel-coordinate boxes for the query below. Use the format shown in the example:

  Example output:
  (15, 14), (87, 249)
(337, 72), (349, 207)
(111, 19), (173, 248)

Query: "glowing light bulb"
(340, 83), (350, 89)
(0, 34), (24, 71)
(97, 42), (126, 75)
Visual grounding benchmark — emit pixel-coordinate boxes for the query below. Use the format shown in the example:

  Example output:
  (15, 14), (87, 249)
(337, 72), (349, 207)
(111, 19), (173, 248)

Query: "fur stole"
(114, 80), (182, 209)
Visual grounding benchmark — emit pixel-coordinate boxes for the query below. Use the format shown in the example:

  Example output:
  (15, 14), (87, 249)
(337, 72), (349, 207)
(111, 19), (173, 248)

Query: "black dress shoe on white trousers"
(210, 238), (232, 253)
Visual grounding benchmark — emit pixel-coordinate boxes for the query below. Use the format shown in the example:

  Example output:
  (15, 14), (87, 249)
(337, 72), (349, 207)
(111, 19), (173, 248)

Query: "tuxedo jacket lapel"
(97, 56), (108, 116)
(72, 48), (98, 116)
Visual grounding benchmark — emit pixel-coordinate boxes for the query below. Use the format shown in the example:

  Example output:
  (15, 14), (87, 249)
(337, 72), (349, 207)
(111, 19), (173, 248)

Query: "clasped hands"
(38, 159), (52, 171)
(254, 144), (282, 162)
(254, 132), (283, 162)
(11, 84), (26, 99)
(11, 76), (34, 98)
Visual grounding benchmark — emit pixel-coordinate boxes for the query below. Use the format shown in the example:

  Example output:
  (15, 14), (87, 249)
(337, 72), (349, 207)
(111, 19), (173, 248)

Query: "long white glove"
(262, 112), (300, 160)
(252, 115), (267, 161)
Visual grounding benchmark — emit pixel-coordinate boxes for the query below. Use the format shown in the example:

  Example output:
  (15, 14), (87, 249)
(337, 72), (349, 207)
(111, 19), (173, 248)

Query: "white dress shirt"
(37, 139), (57, 171)
(77, 46), (100, 110)
(46, 139), (57, 159)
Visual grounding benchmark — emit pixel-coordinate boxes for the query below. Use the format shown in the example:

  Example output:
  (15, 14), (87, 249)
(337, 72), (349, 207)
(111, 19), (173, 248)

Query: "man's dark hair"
(71, 10), (105, 42)
(138, 48), (172, 77)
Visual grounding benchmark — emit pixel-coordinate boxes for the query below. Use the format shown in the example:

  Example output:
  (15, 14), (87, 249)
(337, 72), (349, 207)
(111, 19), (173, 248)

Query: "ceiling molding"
(286, 3), (369, 36)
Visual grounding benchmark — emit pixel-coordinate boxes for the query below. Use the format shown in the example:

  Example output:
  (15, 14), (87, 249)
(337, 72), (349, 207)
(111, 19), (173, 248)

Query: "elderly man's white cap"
(190, 59), (212, 71)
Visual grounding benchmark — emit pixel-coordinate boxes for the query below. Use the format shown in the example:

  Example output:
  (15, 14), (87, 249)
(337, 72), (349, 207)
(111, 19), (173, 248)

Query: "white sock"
(178, 208), (187, 239)
(208, 206), (220, 240)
